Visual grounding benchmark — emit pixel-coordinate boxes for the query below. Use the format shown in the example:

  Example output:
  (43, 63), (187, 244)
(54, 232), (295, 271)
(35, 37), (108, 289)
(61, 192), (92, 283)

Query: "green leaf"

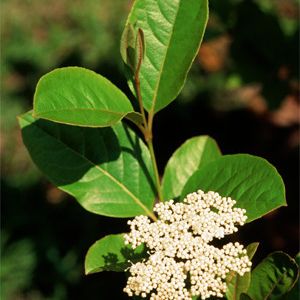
(240, 294), (253, 300)
(284, 252), (300, 299)
(18, 112), (156, 218)
(120, 23), (136, 70)
(248, 252), (299, 300)
(85, 234), (146, 274)
(125, 112), (144, 127)
(124, 0), (209, 113)
(181, 154), (286, 222)
(247, 243), (260, 260)
(33, 67), (133, 127)
(120, 26), (145, 74)
(226, 242), (259, 300)
(161, 136), (221, 201)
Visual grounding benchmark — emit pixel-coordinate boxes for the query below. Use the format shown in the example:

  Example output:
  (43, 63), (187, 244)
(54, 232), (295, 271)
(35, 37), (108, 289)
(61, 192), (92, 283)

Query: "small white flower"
(124, 190), (252, 300)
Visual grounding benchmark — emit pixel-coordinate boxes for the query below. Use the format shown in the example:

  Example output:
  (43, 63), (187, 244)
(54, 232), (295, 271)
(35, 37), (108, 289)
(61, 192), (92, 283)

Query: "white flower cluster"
(124, 190), (252, 300)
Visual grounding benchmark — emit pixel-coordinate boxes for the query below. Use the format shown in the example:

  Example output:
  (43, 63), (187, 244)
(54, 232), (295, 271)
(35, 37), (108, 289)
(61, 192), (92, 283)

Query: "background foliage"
(1, 0), (299, 299)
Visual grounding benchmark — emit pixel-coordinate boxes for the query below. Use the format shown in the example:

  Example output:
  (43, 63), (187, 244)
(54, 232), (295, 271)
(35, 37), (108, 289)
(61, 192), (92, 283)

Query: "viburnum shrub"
(18, 0), (299, 299)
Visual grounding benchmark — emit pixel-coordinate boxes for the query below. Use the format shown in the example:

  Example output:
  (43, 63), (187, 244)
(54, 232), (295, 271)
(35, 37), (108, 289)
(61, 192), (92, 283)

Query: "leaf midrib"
(263, 268), (288, 299)
(232, 272), (244, 300)
(25, 117), (153, 216)
(148, 0), (181, 113)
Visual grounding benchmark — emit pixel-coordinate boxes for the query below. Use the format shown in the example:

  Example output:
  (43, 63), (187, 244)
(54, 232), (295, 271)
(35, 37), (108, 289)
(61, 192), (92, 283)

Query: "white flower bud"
(124, 190), (251, 299)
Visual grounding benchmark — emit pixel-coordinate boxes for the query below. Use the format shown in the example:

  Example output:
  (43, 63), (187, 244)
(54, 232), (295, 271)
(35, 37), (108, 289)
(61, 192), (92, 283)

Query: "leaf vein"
(29, 120), (153, 216)
(149, 1), (182, 113)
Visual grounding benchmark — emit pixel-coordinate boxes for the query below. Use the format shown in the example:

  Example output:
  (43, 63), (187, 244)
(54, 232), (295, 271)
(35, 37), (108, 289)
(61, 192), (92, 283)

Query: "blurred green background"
(1, 0), (299, 299)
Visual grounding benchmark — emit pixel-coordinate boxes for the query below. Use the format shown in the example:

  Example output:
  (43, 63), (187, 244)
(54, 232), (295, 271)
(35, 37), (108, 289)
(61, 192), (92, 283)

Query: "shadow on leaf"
(101, 245), (147, 272)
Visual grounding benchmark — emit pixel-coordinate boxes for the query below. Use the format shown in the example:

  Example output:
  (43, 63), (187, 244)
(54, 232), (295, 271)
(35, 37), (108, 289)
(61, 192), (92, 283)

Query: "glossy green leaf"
(247, 243), (260, 260)
(120, 23), (136, 70)
(85, 234), (146, 274)
(284, 283), (300, 300)
(124, 0), (209, 113)
(240, 294), (253, 300)
(161, 136), (221, 201)
(121, 25), (145, 74)
(226, 242), (259, 300)
(248, 252), (299, 300)
(19, 112), (156, 218)
(33, 67), (133, 127)
(125, 112), (144, 127)
(284, 252), (300, 299)
(181, 154), (286, 222)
